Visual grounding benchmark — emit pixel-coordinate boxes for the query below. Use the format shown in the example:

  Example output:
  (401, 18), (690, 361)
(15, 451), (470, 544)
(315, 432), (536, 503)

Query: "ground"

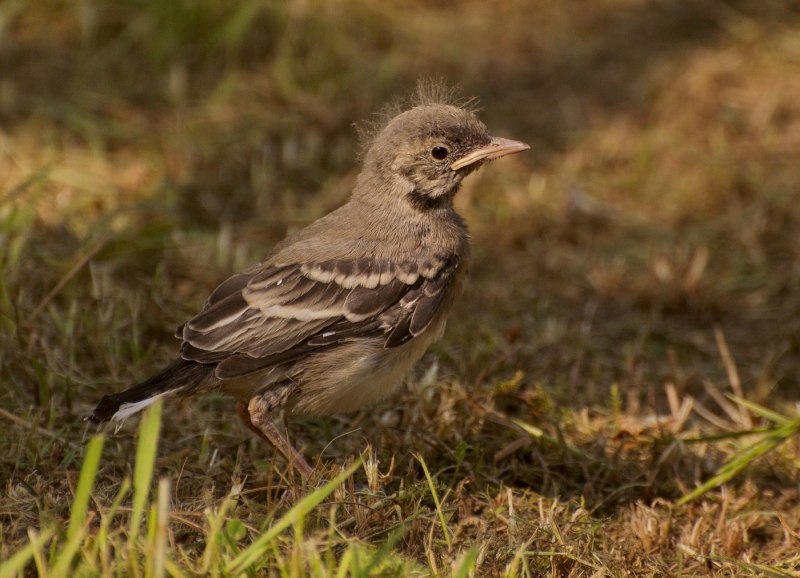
(1, 1), (799, 576)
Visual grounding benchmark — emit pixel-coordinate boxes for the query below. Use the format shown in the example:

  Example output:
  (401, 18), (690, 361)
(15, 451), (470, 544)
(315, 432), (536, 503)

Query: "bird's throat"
(406, 184), (459, 212)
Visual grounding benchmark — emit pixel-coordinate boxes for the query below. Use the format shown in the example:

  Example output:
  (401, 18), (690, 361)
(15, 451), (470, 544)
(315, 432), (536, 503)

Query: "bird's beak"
(450, 136), (530, 171)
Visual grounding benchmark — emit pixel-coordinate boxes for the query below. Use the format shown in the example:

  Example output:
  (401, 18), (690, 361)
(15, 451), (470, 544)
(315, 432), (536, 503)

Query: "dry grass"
(2, 0), (800, 575)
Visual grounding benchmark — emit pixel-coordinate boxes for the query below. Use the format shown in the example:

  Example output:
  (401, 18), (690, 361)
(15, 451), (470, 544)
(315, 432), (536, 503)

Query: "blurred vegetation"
(1, 0), (800, 575)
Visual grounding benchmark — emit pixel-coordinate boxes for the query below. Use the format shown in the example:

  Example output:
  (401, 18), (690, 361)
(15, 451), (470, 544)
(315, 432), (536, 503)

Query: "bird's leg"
(236, 398), (313, 479)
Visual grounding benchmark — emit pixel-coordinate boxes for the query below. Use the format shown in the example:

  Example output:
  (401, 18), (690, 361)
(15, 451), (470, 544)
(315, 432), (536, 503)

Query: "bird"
(89, 85), (529, 478)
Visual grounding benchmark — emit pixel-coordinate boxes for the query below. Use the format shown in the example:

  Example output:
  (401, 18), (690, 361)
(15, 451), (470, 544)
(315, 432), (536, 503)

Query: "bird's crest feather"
(356, 78), (480, 158)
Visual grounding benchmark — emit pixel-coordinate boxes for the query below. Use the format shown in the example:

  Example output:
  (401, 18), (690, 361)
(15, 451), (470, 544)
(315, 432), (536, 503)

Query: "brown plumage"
(89, 87), (529, 477)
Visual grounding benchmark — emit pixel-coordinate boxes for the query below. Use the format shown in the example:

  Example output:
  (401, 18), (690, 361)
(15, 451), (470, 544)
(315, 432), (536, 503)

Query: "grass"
(2, 0), (800, 575)
(1, 401), (376, 577)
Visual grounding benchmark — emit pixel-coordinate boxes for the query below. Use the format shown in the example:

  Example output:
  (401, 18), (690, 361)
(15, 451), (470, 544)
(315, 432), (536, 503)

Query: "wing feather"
(344, 278), (408, 319)
(177, 255), (460, 378)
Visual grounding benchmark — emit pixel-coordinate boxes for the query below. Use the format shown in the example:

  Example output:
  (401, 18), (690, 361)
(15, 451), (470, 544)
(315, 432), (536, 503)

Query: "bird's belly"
(288, 319), (445, 416)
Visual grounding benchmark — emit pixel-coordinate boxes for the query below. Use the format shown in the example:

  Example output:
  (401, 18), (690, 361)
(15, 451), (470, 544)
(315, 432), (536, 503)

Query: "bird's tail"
(89, 358), (214, 424)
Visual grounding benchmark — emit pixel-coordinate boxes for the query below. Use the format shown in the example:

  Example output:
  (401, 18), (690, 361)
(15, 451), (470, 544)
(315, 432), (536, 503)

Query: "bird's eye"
(431, 145), (449, 160)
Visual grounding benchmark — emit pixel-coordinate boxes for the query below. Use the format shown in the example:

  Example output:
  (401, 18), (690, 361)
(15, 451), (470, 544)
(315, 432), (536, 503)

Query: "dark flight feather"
(170, 256), (458, 380)
(89, 358), (213, 423)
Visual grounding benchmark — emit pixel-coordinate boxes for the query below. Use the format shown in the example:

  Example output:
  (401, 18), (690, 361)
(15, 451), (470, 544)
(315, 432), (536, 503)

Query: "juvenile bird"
(90, 89), (529, 477)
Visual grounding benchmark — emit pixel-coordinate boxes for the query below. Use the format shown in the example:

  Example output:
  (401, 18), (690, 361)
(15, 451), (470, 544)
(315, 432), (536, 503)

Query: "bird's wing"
(177, 255), (460, 379)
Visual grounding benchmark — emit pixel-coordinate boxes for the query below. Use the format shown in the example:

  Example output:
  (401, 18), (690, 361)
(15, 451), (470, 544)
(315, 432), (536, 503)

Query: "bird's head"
(356, 103), (529, 209)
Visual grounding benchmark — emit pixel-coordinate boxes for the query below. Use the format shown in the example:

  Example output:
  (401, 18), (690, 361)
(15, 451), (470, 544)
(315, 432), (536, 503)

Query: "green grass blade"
(66, 434), (105, 540)
(163, 558), (191, 578)
(130, 401), (163, 544)
(94, 477), (132, 573)
(149, 478), (170, 578)
(199, 485), (242, 574)
(452, 548), (478, 578)
(360, 527), (406, 576)
(726, 395), (794, 426)
(0, 529), (55, 578)
(679, 437), (780, 505)
(50, 524), (90, 577)
(414, 453), (451, 548)
(334, 548), (353, 578)
(679, 417), (800, 504)
(45, 434), (106, 576)
(225, 460), (361, 574)
(26, 528), (48, 578)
